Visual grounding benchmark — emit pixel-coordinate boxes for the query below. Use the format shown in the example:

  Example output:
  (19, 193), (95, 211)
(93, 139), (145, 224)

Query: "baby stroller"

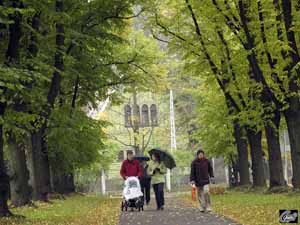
(121, 176), (144, 211)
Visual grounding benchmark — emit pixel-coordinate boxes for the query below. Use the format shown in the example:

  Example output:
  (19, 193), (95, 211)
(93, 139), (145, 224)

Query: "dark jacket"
(139, 163), (151, 186)
(190, 158), (214, 187)
(120, 159), (142, 179)
(140, 163), (151, 179)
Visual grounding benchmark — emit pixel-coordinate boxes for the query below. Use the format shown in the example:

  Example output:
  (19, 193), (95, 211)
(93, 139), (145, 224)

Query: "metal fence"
(75, 152), (294, 195)
(75, 157), (229, 195)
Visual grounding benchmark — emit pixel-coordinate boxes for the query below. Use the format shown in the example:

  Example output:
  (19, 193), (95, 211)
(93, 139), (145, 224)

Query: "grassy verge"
(182, 188), (300, 225)
(0, 194), (121, 225)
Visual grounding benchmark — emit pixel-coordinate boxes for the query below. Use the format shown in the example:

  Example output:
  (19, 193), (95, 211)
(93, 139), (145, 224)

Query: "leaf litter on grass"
(0, 195), (121, 225)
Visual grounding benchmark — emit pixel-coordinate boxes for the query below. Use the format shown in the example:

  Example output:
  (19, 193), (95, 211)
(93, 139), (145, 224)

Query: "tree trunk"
(0, 0), (21, 216)
(5, 5), (22, 64)
(233, 121), (251, 185)
(256, 0), (285, 188)
(132, 90), (141, 156)
(284, 102), (300, 189)
(62, 173), (75, 194)
(51, 168), (75, 194)
(25, 136), (35, 195)
(36, 0), (66, 196)
(264, 111), (285, 188)
(30, 128), (51, 201)
(274, 0), (300, 189)
(229, 155), (239, 187)
(47, 0), (64, 108)
(0, 104), (12, 216)
(246, 129), (266, 187)
(7, 135), (32, 206)
(29, 0), (66, 201)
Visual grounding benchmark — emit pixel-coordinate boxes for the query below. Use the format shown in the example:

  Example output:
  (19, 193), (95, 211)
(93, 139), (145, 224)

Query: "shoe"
(156, 207), (160, 210)
(160, 206), (164, 211)
(199, 206), (205, 212)
(206, 206), (212, 212)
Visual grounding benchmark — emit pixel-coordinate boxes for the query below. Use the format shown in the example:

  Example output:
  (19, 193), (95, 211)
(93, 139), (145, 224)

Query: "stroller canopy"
(123, 177), (143, 201)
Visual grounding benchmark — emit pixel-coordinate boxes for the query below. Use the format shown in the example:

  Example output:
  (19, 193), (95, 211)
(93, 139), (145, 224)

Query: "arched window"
(124, 105), (132, 127)
(132, 104), (140, 127)
(141, 104), (149, 127)
(150, 104), (158, 126)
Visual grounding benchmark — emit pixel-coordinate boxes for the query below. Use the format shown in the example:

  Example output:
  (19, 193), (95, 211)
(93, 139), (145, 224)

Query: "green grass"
(0, 194), (121, 225)
(182, 189), (300, 225)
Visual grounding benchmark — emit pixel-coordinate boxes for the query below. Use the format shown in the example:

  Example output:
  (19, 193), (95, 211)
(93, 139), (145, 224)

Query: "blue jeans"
(153, 183), (164, 208)
(140, 178), (151, 204)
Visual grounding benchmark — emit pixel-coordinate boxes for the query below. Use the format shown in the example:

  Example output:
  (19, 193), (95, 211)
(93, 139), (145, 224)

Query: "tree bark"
(246, 129), (266, 187)
(71, 75), (79, 109)
(281, 0), (300, 60)
(284, 105), (300, 188)
(30, 0), (65, 200)
(0, 103), (12, 216)
(256, 0), (285, 188)
(264, 110), (285, 188)
(0, 0), (12, 216)
(217, 27), (251, 186)
(5, 1), (22, 64)
(30, 128), (51, 201)
(47, 0), (64, 108)
(51, 168), (75, 194)
(229, 155), (239, 187)
(25, 11), (49, 200)
(280, 0), (300, 189)
(7, 136), (32, 206)
(233, 121), (251, 185)
(4, 0), (33, 207)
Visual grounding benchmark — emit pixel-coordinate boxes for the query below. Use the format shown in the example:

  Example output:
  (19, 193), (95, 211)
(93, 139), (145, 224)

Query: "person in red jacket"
(120, 150), (142, 180)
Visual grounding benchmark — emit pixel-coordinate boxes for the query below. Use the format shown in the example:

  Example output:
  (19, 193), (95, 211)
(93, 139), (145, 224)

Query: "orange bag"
(191, 186), (197, 201)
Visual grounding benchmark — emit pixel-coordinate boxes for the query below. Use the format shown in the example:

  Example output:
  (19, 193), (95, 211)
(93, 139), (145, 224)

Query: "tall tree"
(4, 0), (33, 207)
(279, 0), (300, 188)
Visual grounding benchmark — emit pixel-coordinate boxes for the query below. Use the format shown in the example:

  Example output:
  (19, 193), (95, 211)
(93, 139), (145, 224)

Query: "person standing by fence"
(190, 149), (214, 212)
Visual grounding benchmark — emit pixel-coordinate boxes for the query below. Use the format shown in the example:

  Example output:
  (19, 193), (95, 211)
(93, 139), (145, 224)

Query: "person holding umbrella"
(147, 148), (176, 211)
(190, 149), (214, 212)
(147, 152), (166, 210)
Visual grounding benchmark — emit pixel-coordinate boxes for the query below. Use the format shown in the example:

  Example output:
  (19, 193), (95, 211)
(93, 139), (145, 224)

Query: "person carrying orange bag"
(190, 149), (214, 212)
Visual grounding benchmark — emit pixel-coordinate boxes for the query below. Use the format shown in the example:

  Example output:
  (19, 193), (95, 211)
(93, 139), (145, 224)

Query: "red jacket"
(120, 159), (142, 179)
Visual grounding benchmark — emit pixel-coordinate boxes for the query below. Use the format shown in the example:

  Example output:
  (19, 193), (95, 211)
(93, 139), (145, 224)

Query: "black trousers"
(152, 183), (165, 208)
(140, 178), (151, 204)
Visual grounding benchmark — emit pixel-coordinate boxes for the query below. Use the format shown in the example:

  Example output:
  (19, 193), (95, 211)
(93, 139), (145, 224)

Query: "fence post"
(166, 169), (171, 191)
(225, 165), (229, 186)
(168, 89), (176, 192)
(101, 169), (106, 195)
(212, 157), (215, 174)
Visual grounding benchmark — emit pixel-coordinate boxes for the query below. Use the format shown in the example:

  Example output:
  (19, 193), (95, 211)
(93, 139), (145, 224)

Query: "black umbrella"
(134, 156), (150, 161)
(148, 148), (176, 169)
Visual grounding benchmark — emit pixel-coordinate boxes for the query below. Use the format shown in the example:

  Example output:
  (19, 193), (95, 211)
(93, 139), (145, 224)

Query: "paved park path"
(119, 197), (241, 225)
